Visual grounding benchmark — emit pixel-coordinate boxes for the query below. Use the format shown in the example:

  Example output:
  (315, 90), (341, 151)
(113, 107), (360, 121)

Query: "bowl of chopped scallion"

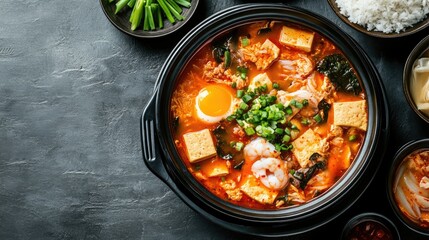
(100, 0), (199, 38)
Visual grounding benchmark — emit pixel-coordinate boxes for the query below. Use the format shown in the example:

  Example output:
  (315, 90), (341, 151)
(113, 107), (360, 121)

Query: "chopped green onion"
(301, 118), (309, 125)
(282, 135), (291, 143)
(258, 84), (268, 93)
(237, 90), (244, 98)
(234, 142), (244, 151)
(302, 99), (309, 106)
(239, 102), (248, 110)
(242, 94), (253, 103)
(224, 50), (231, 69)
(237, 66), (248, 80)
(313, 114), (322, 123)
(275, 128), (284, 135)
(245, 127), (256, 135)
(349, 134), (357, 141)
(241, 36), (250, 46)
(226, 115), (235, 121)
(273, 82), (280, 89)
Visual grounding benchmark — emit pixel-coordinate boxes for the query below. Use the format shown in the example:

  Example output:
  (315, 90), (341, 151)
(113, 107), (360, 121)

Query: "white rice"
(335, 0), (429, 33)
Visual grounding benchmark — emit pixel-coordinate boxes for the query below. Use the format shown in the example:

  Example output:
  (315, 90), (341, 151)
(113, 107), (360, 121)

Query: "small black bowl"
(99, 0), (199, 38)
(341, 212), (401, 240)
(387, 139), (429, 236)
(327, 0), (429, 38)
(403, 35), (429, 124)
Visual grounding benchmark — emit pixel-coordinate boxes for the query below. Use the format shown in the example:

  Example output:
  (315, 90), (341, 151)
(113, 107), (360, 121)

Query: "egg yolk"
(197, 85), (232, 117)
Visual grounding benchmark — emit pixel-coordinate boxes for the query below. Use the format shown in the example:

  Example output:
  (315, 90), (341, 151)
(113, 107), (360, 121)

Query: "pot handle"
(140, 94), (171, 184)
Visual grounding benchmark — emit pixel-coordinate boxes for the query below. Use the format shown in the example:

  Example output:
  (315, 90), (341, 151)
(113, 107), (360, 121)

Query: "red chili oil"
(346, 220), (393, 240)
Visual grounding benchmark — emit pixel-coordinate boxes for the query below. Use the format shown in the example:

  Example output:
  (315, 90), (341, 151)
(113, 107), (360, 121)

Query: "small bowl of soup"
(403, 35), (429, 124)
(387, 139), (429, 236)
(341, 212), (400, 240)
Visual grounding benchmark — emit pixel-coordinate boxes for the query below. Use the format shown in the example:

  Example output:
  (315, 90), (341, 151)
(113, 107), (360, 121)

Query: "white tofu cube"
(279, 26), (315, 52)
(240, 175), (279, 204)
(291, 128), (324, 168)
(183, 129), (217, 163)
(333, 100), (367, 131)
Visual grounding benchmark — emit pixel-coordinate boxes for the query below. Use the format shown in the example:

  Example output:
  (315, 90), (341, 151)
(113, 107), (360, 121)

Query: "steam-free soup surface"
(170, 21), (367, 209)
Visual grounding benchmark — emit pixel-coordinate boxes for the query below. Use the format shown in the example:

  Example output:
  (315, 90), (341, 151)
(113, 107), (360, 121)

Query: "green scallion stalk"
(115, 0), (131, 14)
(155, 3), (163, 28)
(146, 5), (155, 30)
(157, 0), (175, 23)
(174, 0), (191, 8)
(165, 0), (182, 14)
(164, 0), (184, 20)
(130, 0), (145, 30)
(128, 0), (136, 8)
(143, 5), (150, 30)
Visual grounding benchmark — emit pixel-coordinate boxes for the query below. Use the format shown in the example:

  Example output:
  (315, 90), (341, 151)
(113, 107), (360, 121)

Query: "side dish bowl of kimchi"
(388, 139), (429, 236)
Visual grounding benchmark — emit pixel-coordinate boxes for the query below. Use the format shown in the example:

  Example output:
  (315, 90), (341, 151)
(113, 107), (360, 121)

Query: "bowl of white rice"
(327, 0), (429, 38)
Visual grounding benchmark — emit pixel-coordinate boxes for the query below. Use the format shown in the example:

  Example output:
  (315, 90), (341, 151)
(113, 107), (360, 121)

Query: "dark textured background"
(1, 0), (428, 239)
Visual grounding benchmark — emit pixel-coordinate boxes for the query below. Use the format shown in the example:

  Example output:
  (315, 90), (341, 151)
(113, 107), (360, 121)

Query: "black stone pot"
(140, 3), (389, 237)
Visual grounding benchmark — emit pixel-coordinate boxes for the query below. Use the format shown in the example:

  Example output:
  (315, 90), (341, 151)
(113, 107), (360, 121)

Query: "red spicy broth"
(170, 20), (367, 210)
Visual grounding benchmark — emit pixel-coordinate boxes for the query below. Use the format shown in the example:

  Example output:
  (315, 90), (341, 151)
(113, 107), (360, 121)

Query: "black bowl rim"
(148, 3), (389, 236)
(327, 0), (429, 38)
(99, 0), (199, 38)
(341, 212), (401, 240)
(387, 138), (429, 236)
(402, 35), (429, 124)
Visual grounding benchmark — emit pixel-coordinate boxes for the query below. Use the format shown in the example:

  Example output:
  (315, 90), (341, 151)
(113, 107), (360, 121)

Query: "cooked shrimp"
(243, 137), (279, 162)
(251, 157), (289, 190)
